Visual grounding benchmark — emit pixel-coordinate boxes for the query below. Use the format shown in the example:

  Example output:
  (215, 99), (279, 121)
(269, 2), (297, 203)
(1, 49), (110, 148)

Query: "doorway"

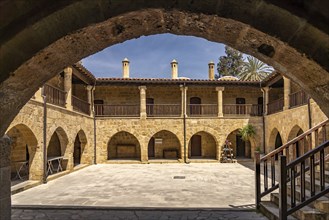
(146, 98), (154, 116)
(236, 135), (246, 157)
(73, 136), (81, 165)
(190, 97), (201, 115)
(236, 98), (246, 114)
(191, 135), (202, 157)
(148, 137), (155, 158)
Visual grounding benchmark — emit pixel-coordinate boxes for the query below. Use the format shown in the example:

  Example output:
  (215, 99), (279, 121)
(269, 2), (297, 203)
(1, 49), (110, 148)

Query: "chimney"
(122, 58), (130, 78)
(171, 59), (178, 79)
(208, 61), (215, 80)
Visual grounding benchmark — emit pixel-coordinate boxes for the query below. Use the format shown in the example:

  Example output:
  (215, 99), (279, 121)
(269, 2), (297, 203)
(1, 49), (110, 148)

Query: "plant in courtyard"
(239, 124), (257, 152)
(216, 46), (244, 78)
(238, 56), (272, 81)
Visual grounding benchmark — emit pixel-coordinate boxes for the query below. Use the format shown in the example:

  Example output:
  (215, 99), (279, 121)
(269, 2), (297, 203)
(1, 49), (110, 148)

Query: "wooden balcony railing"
(94, 104), (139, 117)
(146, 104), (181, 117)
(267, 97), (284, 114)
(223, 104), (263, 116)
(43, 84), (66, 107)
(72, 95), (90, 115)
(290, 90), (308, 108)
(187, 104), (217, 116)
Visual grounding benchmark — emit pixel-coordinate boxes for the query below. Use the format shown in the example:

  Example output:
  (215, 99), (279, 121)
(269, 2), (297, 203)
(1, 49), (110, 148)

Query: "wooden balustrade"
(72, 95), (90, 115)
(187, 104), (217, 116)
(290, 90), (308, 108)
(223, 104), (262, 116)
(255, 119), (329, 211)
(146, 104), (181, 117)
(267, 97), (284, 114)
(94, 104), (139, 117)
(43, 84), (66, 107)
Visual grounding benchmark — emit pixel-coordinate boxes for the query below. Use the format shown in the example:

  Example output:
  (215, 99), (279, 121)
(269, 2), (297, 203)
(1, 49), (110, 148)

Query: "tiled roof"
(73, 63), (96, 83)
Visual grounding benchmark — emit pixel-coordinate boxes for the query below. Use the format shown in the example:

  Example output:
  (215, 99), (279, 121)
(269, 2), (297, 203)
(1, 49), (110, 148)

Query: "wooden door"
(258, 97), (264, 115)
(73, 136), (81, 165)
(146, 98), (154, 116)
(148, 137), (155, 158)
(236, 98), (246, 114)
(236, 135), (246, 157)
(190, 97), (201, 115)
(191, 135), (202, 157)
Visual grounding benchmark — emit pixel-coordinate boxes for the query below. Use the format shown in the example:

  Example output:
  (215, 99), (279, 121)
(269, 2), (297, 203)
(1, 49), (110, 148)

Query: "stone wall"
(151, 130), (181, 159)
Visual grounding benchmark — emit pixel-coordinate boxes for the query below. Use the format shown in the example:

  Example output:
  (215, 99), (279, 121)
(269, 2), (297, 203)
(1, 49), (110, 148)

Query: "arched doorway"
(189, 131), (216, 159)
(108, 131), (141, 160)
(47, 127), (69, 174)
(288, 125), (305, 159)
(6, 124), (38, 182)
(226, 130), (251, 158)
(148, 130), (181, 160)
(189, 97), (201, 115)
(73, 130), (87, 166)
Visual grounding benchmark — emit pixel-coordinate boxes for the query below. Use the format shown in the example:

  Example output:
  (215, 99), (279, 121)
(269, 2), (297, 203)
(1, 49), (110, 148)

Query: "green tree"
(239, 124), (257, 152)
(216, 46), (244, 78)
(238, 56), (272, 81)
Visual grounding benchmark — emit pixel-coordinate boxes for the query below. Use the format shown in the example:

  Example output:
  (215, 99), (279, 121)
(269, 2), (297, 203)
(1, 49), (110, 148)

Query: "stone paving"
(12, 162), (268, 219)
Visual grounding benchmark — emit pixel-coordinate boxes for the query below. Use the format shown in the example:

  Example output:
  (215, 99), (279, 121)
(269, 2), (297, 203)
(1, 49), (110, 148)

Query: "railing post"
(255, 151), (261, 209)
(279, 155), (287, 220)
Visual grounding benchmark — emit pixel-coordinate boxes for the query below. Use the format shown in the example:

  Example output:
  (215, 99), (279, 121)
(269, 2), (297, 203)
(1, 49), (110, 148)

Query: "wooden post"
(255, 151), (261, 209)
(279, 155), (287, 220)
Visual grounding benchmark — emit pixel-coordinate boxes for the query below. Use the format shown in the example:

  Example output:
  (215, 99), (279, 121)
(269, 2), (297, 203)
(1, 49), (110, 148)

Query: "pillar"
(33, 87), (43, 102)
(263, 87), (270, 115)
(171, 59), (178, 79)
(216, 87), (224, 117)
(208, 61), (215, 80)
(139, 86), (147, 119)
(86, 85), (93, 116)
(179, 86), (188, 117)
(122, 58), (130, 78)
(283, 76), (291, 110)
(0, 135), (12, 220)
(64, 67), (73, 111)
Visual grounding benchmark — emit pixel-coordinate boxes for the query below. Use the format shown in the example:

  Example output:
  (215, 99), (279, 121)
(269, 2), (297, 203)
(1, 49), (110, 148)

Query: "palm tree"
(239, 124), (258, 154)
(238, 56), (272, 81)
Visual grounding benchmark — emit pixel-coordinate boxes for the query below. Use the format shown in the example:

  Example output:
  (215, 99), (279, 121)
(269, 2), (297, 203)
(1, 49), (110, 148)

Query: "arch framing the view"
(107, 131), (141, 161)
(1, 2), (329, 137)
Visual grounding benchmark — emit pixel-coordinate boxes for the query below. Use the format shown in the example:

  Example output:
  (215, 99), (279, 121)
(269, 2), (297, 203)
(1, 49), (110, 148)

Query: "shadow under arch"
(287, 125), (305, 158)
(147, 130), (181, 160)
(268, 128), (283, 160)
(188, 131), (217, 159)
(73, 129), (88, 166)
(6, 124), (39, 181)
(48, 127), (69, 171)
(225, 129), (251, 159)
(107, 131), (141, 161)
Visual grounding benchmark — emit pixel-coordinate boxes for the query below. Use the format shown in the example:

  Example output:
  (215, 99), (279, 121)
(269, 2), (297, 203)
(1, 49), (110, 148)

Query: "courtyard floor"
(12, 162), (268, 219)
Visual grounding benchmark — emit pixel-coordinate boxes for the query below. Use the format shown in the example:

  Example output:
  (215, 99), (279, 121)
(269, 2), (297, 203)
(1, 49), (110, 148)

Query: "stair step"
(303, 176), (329, 192)
(259, 201), (297, 220)
(325, 162), (329, 171)
(314, 200), (329, 213)
(315, 170), (329, 183)
(286, 185), (329, 205)
(271, 193), (327, 220)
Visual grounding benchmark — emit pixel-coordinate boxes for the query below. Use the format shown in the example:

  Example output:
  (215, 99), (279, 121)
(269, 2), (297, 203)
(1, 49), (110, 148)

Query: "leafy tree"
(216, 46), (244, 78)
(238, 56), (272, 81)
(239, 124), (258, 153)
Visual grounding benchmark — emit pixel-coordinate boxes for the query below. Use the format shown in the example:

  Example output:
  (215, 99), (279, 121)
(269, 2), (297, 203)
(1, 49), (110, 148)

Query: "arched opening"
(287, 125), (305, 159)
(268, 128), (283, 160)
(189, 97), (201, 115)
(6, 124), (38, 183)
(188, 131), (216, 159)
(73, 130), (87, 166)
(148, 130), (181, 160)
(274, 133), (283, 160)
(107, 131), (141, 161)
(226, 130), (251, 158)
(47, 127), (69, 175)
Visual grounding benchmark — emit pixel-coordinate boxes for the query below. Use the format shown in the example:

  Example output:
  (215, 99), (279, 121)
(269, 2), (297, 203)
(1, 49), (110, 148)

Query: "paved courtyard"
(12, 163), (268, 219)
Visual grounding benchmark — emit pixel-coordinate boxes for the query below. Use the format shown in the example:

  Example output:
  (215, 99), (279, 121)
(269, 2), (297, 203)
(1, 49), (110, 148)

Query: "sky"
(82, 34), (228, 79)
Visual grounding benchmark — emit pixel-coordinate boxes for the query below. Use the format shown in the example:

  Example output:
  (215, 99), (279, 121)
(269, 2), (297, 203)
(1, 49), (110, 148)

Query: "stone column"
(216, 87), (225, 117)
(263, 87), (270, 115)
(139, 86), (147, 119)
(180, 85), (184, 117)
(86, 85), (93, 116)
(34, 87), (43, 102)
(64, 67), (73, 111)
(283, 76), (291, 110)
(0, 135), (12, 220)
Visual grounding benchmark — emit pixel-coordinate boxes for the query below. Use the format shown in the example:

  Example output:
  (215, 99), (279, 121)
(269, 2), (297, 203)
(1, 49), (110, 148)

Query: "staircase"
(255, 119), (329, 220)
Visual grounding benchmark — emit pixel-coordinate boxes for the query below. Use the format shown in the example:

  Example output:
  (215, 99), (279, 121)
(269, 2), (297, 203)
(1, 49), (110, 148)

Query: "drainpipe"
(42, 86), (47, 184)
(183, 83), (188, 164)
(261, 86), (266, 154)
(307, 96), (312, 129)
(92, 81), (97, 164)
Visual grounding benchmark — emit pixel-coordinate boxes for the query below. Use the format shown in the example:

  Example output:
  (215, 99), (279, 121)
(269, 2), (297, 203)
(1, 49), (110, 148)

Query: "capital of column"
(216, 86), (225, 92)
(179, 85), (188, 91)
(86, 85), (93, 91)
(64, 66), (73, 75)
(262, 86), (270, 92)
(138, 86), (147, 91)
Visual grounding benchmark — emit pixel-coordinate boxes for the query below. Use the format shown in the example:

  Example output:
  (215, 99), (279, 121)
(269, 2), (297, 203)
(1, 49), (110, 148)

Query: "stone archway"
(188, 131), (217, 159)
(268, 128), (283, 159)
(48, 127), (69, 172)
(73, 130), (88, 166)
(107, 131), (141, 160)
(287, 125), (305, 158)
(226, 129), (251, 158)
(1, 1), (329, 137)
(6, 124), (40, 181)
(148, 130), (181, 160)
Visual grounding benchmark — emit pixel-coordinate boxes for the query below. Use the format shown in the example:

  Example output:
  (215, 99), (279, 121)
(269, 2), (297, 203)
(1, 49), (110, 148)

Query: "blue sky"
(82, 34), (228, 79)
